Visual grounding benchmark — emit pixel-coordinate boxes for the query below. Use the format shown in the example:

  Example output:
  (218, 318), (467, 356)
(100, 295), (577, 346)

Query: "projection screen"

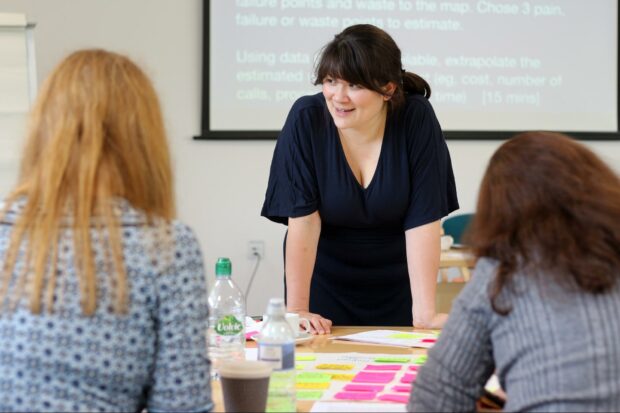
(198, 0), (619, 140)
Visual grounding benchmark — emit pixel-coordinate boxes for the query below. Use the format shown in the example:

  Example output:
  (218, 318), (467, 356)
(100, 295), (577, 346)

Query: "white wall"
(2, 0), (619, 315)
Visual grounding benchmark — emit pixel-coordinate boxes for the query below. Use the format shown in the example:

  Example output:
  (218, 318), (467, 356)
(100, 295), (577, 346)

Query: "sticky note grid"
(294, 351), (424, 405)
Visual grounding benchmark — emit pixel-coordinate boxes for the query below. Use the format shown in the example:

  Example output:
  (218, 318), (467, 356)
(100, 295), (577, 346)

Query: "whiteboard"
(0, 13), (36, 196)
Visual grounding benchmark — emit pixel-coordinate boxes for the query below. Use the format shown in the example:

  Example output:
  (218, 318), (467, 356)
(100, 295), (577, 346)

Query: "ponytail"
(402, 71), (431, 98)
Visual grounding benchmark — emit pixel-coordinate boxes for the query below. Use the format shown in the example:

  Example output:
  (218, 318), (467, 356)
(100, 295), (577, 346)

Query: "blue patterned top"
(0, 198), (213, 412)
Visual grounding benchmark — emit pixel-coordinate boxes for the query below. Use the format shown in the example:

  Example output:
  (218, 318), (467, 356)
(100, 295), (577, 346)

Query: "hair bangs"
(314, 42), (373, 88)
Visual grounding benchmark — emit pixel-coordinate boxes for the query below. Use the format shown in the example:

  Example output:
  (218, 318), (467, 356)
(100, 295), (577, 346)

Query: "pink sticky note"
(344, 384), (385, 392)
(245, 330), (259, 340)
(392, 385), (412, 393)
(335, 391), (377, 401)
(400, 373), (417, 383)
(378, 394), (410, 404)
(364, 364), (402, 371)
(352, 371), (396, 383)
(408, 365), (420, 371)
(421, 338), (437, 343)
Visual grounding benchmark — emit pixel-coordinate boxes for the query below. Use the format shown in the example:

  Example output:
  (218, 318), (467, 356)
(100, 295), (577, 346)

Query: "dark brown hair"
(313, 24), (430, 111)
(467, 131), (620, 315)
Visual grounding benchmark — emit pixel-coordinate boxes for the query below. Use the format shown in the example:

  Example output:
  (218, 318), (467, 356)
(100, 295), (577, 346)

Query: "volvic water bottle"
(207, 257), (246, 378)
(258, 298), (296, 412)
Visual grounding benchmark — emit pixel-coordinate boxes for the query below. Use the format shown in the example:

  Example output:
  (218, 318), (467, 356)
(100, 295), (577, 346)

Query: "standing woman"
(261, 24), (459, 333)
(0, 50), (212, 412)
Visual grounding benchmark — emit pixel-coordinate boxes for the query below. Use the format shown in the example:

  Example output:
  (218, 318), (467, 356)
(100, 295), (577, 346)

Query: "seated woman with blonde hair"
(408, 131), (620, 412)
(0, 49), (212, 412)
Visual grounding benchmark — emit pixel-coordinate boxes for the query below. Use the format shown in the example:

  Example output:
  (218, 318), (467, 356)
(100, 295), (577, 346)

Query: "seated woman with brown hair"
(0, 49), (212, 412)
(408, 131), (620, 412)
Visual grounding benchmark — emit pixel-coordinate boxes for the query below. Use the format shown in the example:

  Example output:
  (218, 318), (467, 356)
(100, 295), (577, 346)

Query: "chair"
(440, 213), (475, 282)
(442, 213), (474, 245)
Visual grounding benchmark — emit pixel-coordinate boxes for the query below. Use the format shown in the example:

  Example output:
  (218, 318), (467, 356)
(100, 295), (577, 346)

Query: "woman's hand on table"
(291, 309), (332, 335)
(413, 312), (448, 329)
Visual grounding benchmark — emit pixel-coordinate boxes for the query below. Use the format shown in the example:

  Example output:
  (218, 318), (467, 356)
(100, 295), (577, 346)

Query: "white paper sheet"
(334, 330), (438, 348)
(310, 401), (406, 412)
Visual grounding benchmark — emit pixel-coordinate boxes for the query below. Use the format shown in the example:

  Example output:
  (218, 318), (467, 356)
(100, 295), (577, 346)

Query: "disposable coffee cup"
(218, 360), (272, 412)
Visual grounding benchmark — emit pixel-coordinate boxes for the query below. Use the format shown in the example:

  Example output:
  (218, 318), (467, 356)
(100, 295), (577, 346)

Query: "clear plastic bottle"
(258, 298), (296, 412)
(207, 257), (246, 379)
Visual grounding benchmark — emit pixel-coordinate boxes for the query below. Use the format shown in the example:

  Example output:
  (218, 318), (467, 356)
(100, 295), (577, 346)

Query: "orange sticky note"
(316, 363), (354, 370)
(296, 382), (331, 389)
(330, 373), (355, 381)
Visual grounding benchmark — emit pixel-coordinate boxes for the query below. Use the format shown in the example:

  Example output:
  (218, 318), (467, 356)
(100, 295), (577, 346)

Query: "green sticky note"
(388, 333), (428, 339)
(296, 390), (324, 400)
(413, 355), (428, 364)
(296, 372), (332, 383)
(374, 356), (410, 363)
(295, 354), (316, 361)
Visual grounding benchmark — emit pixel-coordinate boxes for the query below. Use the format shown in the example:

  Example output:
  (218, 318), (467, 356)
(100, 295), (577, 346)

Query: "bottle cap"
(266, 297), (286, 316)
(215, 257), (232, 278)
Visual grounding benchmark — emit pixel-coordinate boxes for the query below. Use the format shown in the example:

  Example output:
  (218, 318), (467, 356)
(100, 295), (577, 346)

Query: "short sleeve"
(261, 97), (321, 225)
(403, 97), (459, 230)
(146, 222), (213, 413)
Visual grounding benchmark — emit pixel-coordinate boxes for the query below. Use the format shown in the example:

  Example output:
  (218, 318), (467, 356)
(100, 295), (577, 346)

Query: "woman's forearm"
(285, 211), (321, 311)
(405, 220), (441, 327)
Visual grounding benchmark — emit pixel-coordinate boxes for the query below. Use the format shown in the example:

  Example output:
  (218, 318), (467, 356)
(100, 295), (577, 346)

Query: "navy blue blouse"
(262, 93), (458, 326)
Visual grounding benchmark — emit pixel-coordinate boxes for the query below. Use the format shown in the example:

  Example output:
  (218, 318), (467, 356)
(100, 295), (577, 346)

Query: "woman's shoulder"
(401, 93), (437, 118)
(286, 92), (326, 123)
(442, 257), (499, 324)
(0, 196), (26, 223)
(278, 92), (329, 148)
(390, 94), (444, 149)
(112, 200), (201, 250)
(389, 94), (439, 133)
(290, 92), (325, 110)
(169, 219), (201, 247)
(455, 257), (499, 302)
(473, 257), (500, 279)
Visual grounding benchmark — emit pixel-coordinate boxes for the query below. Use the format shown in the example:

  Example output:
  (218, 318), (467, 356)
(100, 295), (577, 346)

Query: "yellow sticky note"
(296, 382), (331, 389)
(295, 364), (305, 370)
(388, 333), (427, 339)
(315, 363), (354, 370)
(295, 354), (316, 361)
(330, 373), (355, 381)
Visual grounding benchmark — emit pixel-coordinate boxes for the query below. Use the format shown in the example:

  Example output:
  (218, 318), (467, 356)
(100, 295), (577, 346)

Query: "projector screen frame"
(195, 1), (620, 141)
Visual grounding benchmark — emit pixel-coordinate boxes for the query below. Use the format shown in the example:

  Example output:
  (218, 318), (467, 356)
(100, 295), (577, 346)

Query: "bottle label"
(214, 315), (243, 336)
(258, 342), (295, 371)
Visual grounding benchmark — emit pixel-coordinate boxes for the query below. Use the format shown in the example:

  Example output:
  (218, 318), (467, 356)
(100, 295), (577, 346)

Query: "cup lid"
(218, 360), (272, 379)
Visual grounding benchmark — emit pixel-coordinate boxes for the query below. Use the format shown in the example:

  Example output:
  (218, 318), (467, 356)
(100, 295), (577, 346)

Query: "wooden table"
(212, 326), (430, 412)
(439, 248), (476, 282)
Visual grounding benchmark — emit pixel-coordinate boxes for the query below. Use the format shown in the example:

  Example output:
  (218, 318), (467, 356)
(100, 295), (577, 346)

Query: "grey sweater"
(408, 258), (620, 412)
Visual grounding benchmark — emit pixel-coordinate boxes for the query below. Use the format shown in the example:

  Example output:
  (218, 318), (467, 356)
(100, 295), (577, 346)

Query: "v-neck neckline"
(335, 118), (390, 192)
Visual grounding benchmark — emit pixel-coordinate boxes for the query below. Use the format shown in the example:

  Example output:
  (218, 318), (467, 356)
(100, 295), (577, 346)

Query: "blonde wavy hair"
(0, 49), (175, 315)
